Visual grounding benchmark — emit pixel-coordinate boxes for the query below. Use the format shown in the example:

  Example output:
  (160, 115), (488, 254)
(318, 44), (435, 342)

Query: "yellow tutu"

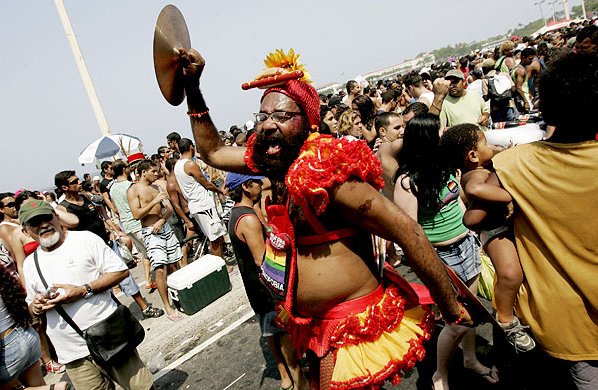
(278, 284), (434, 389)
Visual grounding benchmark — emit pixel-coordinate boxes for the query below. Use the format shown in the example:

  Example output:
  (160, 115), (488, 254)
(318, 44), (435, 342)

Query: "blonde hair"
(337, 109), (360, 136)
(499, 41), (515, 56)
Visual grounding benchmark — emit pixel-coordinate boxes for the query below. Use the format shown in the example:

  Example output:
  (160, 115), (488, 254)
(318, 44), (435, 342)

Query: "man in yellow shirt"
(492, 52), (598, 389)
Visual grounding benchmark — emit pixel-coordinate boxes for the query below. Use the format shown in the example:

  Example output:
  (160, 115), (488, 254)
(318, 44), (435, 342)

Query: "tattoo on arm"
(358, 198), (373, 214)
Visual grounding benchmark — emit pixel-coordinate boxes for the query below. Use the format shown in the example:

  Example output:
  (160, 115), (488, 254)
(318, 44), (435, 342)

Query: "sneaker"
(142, 306), (165, 318)
(499, 316), (536, 352)
(44, 360), (66, 374)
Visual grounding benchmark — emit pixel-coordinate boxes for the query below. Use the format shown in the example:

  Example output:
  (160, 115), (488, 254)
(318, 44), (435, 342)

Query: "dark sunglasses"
(68, 178), (80, 185)
(25, 214), (53, 228)
(2, 202), (15, 208)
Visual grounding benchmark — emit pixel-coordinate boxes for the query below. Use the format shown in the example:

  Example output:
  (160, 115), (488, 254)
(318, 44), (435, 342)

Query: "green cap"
(18, 200), (54, 225)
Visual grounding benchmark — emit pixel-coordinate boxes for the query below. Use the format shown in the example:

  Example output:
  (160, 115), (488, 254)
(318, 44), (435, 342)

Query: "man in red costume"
(178, 48), (470, 389)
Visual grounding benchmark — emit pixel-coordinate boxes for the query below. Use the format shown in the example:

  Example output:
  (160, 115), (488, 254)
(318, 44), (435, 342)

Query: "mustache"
(39, 226), (56, 235)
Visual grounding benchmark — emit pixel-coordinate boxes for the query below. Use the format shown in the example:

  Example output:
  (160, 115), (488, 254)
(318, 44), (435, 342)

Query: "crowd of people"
(0, 18), (596, 390)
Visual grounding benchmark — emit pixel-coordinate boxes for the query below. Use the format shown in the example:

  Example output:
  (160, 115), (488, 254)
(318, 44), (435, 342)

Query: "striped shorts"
(141, 223), (182, 269)
(435, 231), (482, 283)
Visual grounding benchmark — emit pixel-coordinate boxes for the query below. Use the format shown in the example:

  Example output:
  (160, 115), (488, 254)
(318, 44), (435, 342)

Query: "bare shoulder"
(462, 168), (491, 186)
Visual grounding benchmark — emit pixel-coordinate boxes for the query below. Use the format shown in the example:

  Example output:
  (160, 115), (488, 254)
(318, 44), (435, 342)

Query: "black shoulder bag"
(34, 251), (145, 366)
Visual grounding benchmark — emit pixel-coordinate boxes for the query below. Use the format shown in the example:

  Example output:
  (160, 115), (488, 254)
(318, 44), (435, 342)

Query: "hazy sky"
(0, 0), (580, 191)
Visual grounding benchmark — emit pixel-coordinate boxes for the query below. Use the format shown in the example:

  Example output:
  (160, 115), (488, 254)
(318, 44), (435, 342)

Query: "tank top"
(418, 175), (468, 244)
(174, 158), (214, 214)
(60, 197), (109, 243)
(0, 246), (18, 333)
(227, 206), (275, 315)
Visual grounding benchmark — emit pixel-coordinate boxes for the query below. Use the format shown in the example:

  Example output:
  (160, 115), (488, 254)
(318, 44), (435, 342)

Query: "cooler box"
(167, 255), (232, 315)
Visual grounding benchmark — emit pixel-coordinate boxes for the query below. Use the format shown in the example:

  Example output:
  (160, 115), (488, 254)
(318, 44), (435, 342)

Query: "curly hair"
(395, 113), (455, 209)
(337, 109), (360, 137)
(539, 52), (597, 139)
(439, 123), (481, 171)
(351, 94), (376, 129)
(0, 261), (31, 328)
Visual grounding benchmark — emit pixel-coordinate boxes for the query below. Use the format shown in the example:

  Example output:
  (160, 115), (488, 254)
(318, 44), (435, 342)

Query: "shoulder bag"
(34, 251), (145, 366)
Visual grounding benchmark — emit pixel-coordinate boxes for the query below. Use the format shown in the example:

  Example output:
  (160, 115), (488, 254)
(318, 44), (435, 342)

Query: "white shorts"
(192, 208), (227, 242)
(141, 223), (182, 269)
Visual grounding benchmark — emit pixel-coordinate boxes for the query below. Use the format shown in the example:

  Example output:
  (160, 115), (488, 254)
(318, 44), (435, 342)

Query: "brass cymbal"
(153, 4), (191, 106)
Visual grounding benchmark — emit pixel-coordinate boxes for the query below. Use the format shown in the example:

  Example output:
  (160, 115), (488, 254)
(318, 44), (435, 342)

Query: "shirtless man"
(0, 193), (20, 255)
(176, 47), (470, 388)
(374, 112), (405, 200)
(128, 160), (183, 321)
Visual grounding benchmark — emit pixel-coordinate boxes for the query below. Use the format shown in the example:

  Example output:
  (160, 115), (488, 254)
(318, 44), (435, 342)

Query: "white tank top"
(174, 158), (215, 214)
(0, 221), (19, 228)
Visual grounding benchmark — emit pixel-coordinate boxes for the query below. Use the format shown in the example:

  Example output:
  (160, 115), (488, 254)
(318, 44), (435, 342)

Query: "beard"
(251, 127), (308, 181)
(38, 229), (61, 248)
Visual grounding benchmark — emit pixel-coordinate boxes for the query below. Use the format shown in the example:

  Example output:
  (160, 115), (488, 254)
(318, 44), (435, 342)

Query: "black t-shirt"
(60, 197), (110, 243)
(228, 206), (275, 315)
(99, 178), (114, 194)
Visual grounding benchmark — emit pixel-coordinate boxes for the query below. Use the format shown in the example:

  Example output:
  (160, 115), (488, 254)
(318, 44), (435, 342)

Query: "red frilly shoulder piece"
(243, 133), (261, 173)
(285, 133), (384, 216)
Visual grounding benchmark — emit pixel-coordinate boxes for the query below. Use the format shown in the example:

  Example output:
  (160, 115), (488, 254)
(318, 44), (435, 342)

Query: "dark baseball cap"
(18, 200), (54, 225)
(328, 96), (343, 108)
(225, 173), (265, 191)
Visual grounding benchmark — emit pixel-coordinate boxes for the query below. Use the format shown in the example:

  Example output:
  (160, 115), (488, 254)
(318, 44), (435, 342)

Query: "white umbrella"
(78, 134), (143, 165)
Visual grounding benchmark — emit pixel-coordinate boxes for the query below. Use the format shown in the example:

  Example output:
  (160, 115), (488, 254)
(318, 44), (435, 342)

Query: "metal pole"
(535, 1), (547, 26)
(581, 0), (587, 19)
(562, 0), (570, 19)
(549, 1), (557, 22)
(54, 0), (111, 135)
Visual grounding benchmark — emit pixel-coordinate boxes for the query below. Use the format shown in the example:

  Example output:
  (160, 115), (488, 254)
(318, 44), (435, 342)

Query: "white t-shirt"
(24, 231), (127, 364)
(174, 158), (215, 214)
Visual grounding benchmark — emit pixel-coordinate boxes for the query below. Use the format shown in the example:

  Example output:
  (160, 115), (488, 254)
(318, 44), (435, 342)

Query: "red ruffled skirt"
(277, 283), (434, 389)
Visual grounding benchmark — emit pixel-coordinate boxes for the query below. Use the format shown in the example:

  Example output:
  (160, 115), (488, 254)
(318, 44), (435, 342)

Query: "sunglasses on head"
(25, 214), (53, 228)
(2, 202), (15, 208)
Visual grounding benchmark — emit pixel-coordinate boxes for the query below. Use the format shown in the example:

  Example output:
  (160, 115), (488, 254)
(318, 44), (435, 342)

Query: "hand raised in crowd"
(433, 77), (450, 97)
(179, 48), (205, 88)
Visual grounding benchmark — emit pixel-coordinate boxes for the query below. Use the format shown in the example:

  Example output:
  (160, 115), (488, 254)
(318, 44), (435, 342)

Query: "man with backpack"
(438, 69), (490, 130)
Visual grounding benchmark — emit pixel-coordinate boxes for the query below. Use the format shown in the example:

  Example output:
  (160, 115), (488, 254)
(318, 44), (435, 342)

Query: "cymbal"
(153, 5), (191, 106)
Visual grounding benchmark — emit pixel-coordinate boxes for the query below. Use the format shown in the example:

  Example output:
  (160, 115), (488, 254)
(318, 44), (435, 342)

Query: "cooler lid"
(167, 255), (226, 290)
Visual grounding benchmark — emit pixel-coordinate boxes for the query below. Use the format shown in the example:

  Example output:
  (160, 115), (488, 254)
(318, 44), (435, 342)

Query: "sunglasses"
(68, 178), (80, 185)
(2, 202), (15, 208)
(25, 214), (54, 228)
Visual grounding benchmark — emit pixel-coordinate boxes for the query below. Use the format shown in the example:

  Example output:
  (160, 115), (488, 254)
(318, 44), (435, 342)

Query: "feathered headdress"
(241, 49), (320, 131)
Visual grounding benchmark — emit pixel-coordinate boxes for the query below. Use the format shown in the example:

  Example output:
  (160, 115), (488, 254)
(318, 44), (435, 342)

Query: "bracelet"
(187, 109), (209, 119)
(432, 102), (442, 112)
(445, 303), (466, 325)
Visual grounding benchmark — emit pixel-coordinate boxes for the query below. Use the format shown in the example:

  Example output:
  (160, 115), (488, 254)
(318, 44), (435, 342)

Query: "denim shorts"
(0, 326), (42, 384)
(258, 311), (284, 338)
(435, 232), (482, 283)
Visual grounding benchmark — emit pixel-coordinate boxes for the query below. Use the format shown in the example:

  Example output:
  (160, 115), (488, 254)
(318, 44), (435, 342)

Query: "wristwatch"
(83, 284), (94, 299)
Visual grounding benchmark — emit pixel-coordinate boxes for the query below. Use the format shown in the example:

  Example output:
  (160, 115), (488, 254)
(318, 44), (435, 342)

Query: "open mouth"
(266, 143), (281, 156)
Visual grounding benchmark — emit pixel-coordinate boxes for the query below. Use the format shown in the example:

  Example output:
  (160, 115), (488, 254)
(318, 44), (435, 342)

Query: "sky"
(0, 0), (582, 192)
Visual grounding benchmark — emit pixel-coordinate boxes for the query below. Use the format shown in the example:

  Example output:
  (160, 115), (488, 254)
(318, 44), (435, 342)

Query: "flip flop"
(167, 312), (184, 322)
(279, 385), (294, 390)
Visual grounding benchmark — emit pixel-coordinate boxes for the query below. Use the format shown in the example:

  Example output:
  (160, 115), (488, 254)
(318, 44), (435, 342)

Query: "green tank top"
(418, 175), (468, 244)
